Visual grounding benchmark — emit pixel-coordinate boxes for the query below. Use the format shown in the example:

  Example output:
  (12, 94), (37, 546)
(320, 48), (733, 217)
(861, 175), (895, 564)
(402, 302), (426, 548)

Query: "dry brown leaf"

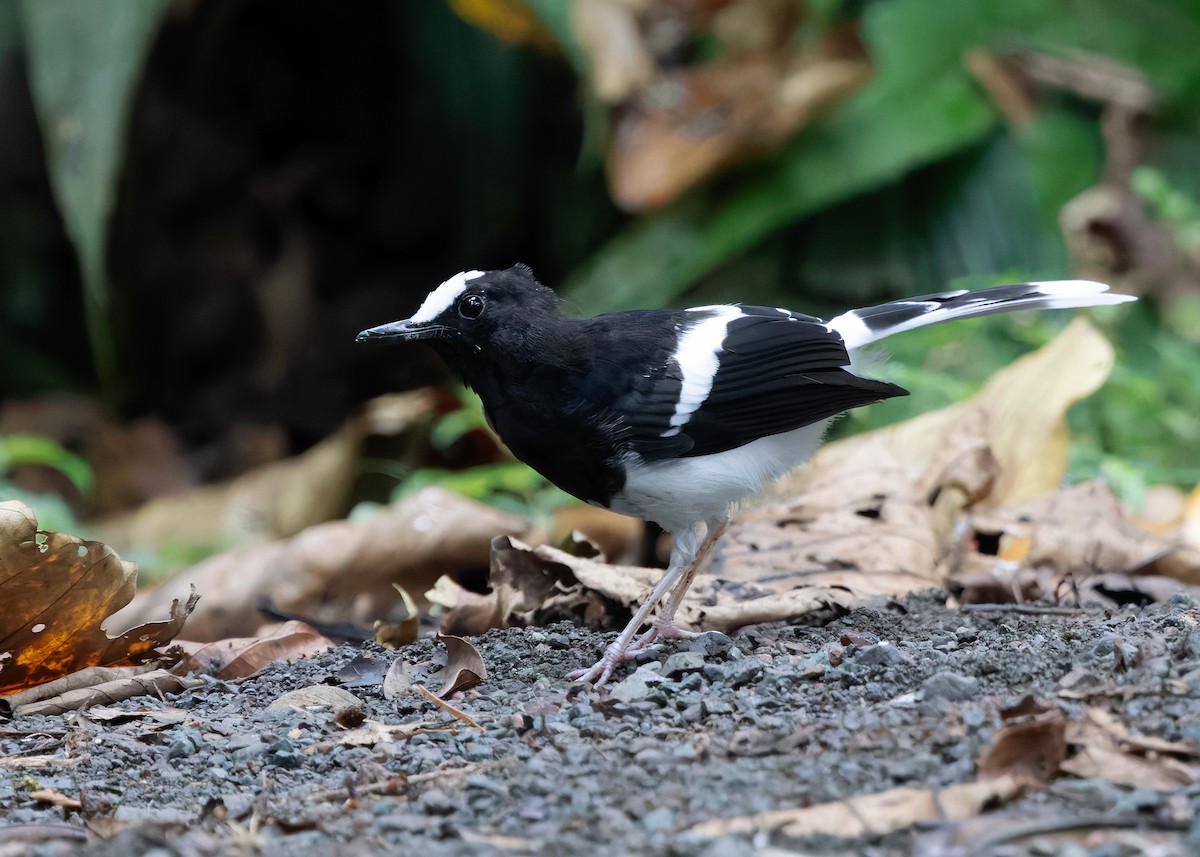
(382, 635), (487, 706)
(0, 754), (84, 770)
(607, 30), (872, 211)
(382, 656), (415, 701)
(374, 585), (419, 648)
(0, 501), (195, 696)
(689, 774), (1026, 838)
(2, 668), (205, 718)
(977, 710), (1068, 785)
(1062, 744), (1197, 791)
(433, 535), (657, 635)
(118, 487), (527, 641)
(1133, 484), (1191, 535)
(175, 620), (334, 679)
(90, 391), (436, 554)
(950, 481), (1200, 599)
(1060, 707), (1200, 790)
(718, 440), (945, 608)
(85, 705), (189, 726)
(444, 535), (856, 636)
(266, 685), (364, 726)
(435, 634), (487, 698)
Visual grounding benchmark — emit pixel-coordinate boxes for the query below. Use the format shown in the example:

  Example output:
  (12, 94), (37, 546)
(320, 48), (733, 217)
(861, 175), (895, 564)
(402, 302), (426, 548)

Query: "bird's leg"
(569, 517), (727, 688)
(627, 517), (727, 653)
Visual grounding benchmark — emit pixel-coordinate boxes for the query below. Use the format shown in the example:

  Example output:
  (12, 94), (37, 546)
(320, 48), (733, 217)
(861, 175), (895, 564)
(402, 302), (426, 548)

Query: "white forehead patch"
(410, 270), (485, 323)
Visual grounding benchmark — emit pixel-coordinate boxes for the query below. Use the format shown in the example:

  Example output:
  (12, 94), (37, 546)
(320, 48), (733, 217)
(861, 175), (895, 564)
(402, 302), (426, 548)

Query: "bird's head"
(357, 264), (560, 362)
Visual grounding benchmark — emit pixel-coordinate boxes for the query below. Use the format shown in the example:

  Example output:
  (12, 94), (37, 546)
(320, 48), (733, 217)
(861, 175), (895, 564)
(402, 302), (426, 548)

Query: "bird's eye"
(458, 294), (485, 319)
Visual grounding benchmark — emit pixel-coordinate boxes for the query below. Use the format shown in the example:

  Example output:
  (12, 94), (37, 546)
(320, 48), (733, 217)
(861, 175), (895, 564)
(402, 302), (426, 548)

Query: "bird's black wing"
(618, 306), (908, 461)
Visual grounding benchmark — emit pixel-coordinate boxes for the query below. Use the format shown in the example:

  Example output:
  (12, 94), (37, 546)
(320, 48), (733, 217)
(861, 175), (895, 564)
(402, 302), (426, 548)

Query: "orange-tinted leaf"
(0, 501), (195, 696)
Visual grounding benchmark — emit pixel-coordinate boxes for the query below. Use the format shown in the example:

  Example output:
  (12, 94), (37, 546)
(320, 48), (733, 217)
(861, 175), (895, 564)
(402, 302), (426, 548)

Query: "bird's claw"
(570, 620), (699, 689)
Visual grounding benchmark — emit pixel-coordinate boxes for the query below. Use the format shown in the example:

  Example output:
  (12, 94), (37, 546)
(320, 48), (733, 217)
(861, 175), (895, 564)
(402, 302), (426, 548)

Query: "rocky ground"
(3, 591), (1199, 857)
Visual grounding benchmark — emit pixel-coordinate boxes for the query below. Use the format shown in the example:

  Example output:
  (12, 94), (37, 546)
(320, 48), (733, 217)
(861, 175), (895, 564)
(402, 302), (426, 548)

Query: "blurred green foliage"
(0, 434), (89, 531)
(2, 0), (1199, 524)
(18, 0), (171, 402)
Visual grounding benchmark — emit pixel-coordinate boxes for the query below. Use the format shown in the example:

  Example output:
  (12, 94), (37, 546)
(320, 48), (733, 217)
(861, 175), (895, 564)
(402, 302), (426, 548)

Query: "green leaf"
(19, 0), (171, 401)
(0, 433), (93, 496)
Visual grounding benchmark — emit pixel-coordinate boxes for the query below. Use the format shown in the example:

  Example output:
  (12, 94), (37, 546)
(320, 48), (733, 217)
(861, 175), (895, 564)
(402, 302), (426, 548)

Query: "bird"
(358, 264), (1134, 686)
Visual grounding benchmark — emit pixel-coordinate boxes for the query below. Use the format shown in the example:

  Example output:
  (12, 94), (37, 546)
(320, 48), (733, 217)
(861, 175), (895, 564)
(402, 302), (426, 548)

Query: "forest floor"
(4, 591), (1200, 857)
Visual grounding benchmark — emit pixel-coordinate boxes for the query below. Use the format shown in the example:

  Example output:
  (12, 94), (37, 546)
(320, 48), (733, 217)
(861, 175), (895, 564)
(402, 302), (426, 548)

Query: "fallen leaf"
(90, 391), (436, 556)
(434, 633), (487, 698)
(587, 2), (874, 211)
(435, 535), (657, 634)
(175, 620), (334, 679)
(1, 668), (204, 718)
(118, 486), (527, 641)
(1062, 707), (1200, 790)
(449, 535), (854, 636)
(977, 710), (1067, 785)
(374, 585), (419, 648)
(85, 705), (189, 726)
(951, 481), (1200, 599)
(571, 0), (655, 102)
(1062, 744), (1197, 791)
(0, 501), (195, 696)
(688, 774), (1026, 838)
(382, 634), (487, 704)
(266, 685), (364, 726)
(335, 653), (390, 688)
(382, 656), (415, 702)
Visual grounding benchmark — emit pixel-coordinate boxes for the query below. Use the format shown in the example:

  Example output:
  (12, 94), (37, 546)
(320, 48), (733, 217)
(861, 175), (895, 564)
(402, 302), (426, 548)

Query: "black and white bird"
(358, 265), (1133, 686)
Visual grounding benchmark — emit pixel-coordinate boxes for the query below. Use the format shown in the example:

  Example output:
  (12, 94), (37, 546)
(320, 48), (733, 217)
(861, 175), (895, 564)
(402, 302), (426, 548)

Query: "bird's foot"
(627, 619), (698, 656)
(568, 638), (641, 688)
(569, 620), (699, 688)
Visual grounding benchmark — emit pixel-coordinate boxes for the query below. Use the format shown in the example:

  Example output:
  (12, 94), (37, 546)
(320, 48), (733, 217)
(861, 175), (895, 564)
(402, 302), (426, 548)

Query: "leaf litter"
(6, 313), (1200, 853)
(0, 501), (195, 698)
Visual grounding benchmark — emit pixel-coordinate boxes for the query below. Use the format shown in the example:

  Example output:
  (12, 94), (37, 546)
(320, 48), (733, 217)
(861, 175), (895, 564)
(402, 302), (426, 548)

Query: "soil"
(3, 591), (1199, 857)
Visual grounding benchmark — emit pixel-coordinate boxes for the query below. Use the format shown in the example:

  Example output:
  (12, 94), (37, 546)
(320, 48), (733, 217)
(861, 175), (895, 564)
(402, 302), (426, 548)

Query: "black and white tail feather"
(828, 279), (1129, 350)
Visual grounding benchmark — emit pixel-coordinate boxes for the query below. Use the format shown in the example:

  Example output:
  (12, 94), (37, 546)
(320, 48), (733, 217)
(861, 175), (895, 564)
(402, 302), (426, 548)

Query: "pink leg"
(627, 518), (726, 654)
(569, 517), (727, 687)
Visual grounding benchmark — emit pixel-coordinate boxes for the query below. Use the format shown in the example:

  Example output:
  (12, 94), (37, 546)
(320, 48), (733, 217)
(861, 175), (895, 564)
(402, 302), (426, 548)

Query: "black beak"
(356, 319), (442, 343)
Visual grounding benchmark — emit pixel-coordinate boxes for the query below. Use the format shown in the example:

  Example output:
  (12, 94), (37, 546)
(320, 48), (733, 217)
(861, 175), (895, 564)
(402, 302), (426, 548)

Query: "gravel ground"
(3, 591), (1200, 857)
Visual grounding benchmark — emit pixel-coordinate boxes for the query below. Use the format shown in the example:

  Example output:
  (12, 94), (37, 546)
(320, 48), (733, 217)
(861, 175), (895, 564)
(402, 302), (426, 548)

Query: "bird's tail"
(828, 280), (1134, 351)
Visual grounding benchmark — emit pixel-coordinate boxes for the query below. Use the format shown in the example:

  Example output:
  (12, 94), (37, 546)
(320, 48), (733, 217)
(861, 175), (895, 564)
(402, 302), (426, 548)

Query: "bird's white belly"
(608, 419), (830, 533)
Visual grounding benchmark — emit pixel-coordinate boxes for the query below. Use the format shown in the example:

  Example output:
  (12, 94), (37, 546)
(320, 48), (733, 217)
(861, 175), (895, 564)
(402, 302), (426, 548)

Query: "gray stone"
(922, 670), (980, 701)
